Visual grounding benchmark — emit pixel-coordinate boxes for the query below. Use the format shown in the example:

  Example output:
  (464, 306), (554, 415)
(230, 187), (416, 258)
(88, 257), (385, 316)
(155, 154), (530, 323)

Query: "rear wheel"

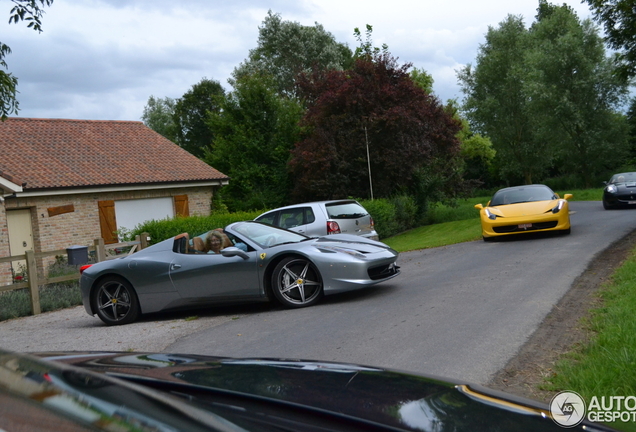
(91, 276), (140, 325)
(271, 257), (323, 308)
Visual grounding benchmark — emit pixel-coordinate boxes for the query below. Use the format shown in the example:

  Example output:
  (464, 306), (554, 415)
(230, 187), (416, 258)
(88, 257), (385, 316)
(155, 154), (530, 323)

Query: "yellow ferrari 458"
(474, 184), (572, 241)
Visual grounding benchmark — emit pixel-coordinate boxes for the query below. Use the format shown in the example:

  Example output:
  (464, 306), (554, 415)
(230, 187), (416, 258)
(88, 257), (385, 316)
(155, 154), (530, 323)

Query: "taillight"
(327, 221), (341, 235)
(370, 216), (375, 228)
(79, 264), (93, 274)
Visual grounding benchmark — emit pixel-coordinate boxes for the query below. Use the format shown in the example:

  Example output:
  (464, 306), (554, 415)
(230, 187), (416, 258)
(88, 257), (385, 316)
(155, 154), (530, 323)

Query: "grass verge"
(542, 249), (636, 431)
(383, 219), (482, 252)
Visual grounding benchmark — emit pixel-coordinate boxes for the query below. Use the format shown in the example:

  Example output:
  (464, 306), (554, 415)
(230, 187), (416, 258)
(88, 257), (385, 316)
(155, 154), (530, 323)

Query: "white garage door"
(115, 197), (174, 235)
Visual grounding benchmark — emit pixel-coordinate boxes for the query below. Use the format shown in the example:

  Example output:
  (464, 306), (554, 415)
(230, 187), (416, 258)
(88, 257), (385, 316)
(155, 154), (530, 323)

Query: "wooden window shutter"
(174, 195), (189, 217)
(98, 200), (118, 244)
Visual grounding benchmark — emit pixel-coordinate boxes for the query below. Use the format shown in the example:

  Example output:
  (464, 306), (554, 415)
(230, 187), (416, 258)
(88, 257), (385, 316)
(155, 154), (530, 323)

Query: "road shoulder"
(486, 228), (636, 402)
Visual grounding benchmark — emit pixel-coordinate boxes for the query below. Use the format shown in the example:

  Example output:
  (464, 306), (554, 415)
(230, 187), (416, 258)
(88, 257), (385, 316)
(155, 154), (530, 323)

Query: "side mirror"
(474, 203), (484, 210)
(563, 194), (573, 200)
(221, 247), (249, 260)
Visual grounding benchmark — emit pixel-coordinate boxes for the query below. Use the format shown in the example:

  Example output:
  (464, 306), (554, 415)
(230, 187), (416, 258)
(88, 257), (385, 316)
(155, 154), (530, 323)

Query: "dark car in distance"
(603, 172), (636, 209)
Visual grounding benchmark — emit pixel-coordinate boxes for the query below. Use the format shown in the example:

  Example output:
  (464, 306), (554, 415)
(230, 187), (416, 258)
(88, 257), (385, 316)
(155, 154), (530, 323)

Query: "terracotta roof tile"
(0, 117), (228, 191)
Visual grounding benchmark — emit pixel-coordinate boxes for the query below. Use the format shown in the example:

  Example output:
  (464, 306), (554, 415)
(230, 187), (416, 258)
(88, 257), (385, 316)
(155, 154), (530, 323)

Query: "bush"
(0, 282), (82, 322)
(360, 195), (419, 239)
(130, 211), (264, 245)
(390, 195), (419, 228)
(360, 199), (398, 239)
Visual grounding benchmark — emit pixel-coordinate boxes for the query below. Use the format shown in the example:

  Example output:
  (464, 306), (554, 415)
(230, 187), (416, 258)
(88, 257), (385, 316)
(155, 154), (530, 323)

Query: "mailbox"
(67, 245), (88, 265)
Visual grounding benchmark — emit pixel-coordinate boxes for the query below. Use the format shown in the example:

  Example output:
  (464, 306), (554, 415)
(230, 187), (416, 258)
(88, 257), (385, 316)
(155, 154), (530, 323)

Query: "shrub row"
(129, 196), (422, 244)
(130, 210), (263, 245)
(0, 283), (82, 322)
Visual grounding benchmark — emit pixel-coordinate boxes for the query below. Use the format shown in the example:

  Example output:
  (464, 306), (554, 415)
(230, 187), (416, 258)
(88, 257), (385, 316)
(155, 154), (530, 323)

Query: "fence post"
(94, 238), (105, 262)
(140, 232), (149, 249)
(25, 250), (41, 315)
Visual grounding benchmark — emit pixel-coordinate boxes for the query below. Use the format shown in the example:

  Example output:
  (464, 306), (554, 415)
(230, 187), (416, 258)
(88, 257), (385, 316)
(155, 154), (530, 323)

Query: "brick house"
(0, 117), (229, 284)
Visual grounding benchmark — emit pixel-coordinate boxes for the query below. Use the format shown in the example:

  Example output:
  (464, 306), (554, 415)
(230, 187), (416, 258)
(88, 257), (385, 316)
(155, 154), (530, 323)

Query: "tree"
(626, 97), (636, 164)
(410, 67), (435, 94)
(141, 96), (177, 142)
(460, 3), (629, 187)
(172, 78), (225, 158)
(206, 73), (303, 211)
(458, 15), (549, 185)
(446, 100), (496, 186)
(584, 0), (636, 78)
(1, 0), (53, 120)
(526, 1), (630, 186)
(232, 10), (353, 98)
(289, 51), (462, 208)
(353, 24), (388, 59)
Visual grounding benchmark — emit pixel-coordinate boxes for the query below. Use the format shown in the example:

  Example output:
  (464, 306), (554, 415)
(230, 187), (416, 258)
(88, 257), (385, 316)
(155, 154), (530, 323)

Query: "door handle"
(170, 264), (181, 270)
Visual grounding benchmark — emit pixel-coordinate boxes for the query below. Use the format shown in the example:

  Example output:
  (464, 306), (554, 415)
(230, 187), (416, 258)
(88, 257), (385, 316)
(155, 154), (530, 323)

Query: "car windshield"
(231, 221), (309, 248)
(489, 186), (556, 206)
(609, 172), (636, 183)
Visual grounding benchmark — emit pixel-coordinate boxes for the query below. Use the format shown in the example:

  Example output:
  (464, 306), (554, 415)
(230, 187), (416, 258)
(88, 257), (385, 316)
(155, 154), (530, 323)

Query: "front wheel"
(91, 276), (140, 325)
(271, 257), (323, 308)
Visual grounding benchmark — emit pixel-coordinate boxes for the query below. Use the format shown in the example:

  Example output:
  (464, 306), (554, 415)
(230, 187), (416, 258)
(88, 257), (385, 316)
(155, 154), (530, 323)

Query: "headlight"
(552, 200), (565, 214)
(316, 245), (366, 259)
(484, 208), (497, 220)
(606, 184), (617, 194)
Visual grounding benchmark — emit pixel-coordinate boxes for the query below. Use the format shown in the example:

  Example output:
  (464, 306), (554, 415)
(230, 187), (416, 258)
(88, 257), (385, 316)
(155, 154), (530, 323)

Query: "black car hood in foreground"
(1, 350), (619, 432)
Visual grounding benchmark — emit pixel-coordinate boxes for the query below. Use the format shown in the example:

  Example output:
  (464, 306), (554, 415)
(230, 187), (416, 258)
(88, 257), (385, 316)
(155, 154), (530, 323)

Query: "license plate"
(518, 223), (532, 229)
(629, 201), (636, 204)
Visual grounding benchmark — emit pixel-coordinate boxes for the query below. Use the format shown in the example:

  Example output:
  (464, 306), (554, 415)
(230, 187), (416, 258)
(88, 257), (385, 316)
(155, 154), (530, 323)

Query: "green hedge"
(130, 211), (263, 245)
(129, 196), (419, 244)
(360, 195), (418, 239)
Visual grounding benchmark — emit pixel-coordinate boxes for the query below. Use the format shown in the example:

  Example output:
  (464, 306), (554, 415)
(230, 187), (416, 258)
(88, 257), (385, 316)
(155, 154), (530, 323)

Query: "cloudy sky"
(1, 0), (594, 122)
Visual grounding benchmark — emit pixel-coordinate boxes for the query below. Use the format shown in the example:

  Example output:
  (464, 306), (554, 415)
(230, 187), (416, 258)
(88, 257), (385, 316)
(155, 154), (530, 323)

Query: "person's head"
(206, 231), (225, 252)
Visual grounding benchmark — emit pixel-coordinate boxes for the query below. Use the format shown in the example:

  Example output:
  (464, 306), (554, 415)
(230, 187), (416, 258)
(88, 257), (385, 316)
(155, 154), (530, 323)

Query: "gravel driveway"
(0, 305), (243, 353)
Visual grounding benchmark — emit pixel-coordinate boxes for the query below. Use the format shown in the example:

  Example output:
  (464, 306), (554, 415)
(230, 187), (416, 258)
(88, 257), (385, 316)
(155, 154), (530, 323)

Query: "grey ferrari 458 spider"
(80, 221), (400, 325)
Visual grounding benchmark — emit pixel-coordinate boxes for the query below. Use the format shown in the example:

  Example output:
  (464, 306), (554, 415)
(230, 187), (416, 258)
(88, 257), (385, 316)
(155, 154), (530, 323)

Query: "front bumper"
(480, 211), (570, 238)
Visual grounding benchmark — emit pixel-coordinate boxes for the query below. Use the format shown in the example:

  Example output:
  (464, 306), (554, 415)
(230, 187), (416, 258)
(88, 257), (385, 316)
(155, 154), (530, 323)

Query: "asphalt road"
(166, 201), (636, 384)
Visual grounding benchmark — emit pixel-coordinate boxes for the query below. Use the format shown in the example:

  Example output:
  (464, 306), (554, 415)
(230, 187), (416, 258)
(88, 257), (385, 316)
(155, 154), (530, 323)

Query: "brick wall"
(0, 186), (214, 284)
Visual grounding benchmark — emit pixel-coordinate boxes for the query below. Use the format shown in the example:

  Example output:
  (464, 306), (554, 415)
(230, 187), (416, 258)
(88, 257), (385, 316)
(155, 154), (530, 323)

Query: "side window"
(303, 207), (315, 224)
(280, 209), (302, 229)
(256, 211), (278, 226)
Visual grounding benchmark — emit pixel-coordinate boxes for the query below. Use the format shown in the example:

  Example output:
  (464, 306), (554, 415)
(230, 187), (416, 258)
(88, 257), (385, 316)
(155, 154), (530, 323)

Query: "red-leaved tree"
(289, 52), (462, 204)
